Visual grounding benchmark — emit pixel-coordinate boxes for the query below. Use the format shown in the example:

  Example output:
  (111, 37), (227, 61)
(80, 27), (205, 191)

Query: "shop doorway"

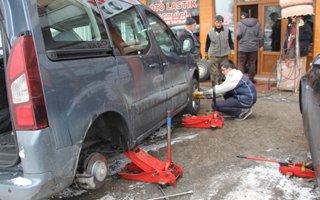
(234, 2), (288, 78)
(237, 5), (258, 20)
(235, 4), (259, 75)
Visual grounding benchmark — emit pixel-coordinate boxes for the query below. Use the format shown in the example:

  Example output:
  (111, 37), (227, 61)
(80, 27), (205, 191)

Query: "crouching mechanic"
(194, 60), (257, 120)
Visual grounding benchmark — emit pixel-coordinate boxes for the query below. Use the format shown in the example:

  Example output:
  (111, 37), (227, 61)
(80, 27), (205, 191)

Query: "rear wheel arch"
(76, 111), (132, 173)
(84, 111), (131, 151)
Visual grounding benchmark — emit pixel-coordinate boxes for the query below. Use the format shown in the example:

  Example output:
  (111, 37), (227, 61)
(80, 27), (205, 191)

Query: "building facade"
(140, 0), (320, 77)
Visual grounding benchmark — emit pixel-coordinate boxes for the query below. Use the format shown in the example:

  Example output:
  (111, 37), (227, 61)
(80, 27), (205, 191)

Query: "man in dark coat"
(270, 12), (281, 51)
(178, 17), (201, 60)
(283, 16), (313, 58)
(283, 16), (313, 77)
(237, 11), (264, 83)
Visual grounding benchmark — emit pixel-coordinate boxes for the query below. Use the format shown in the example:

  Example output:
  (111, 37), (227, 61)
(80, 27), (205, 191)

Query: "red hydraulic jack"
(119, 111), (182, 186)
(237, 155), (316, 179)
(182, 89), (224, 129)
(181, 111), (224, 129)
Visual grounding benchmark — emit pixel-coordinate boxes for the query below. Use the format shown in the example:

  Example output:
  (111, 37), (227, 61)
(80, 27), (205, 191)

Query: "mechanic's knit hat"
(215, 15), (224, 22)
(185, 17), (196, 25)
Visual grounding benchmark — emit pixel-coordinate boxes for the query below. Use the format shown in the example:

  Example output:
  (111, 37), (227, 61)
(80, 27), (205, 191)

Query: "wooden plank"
(199, 0), (215, 58)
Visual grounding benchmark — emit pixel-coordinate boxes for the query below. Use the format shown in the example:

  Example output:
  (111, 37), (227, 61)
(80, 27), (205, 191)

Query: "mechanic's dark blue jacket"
(209, 69), (257, 106)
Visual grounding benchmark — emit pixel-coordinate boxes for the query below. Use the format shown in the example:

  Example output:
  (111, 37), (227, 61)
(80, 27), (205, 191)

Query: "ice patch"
(98, 194), (116, 200)
(51, 186), (86, 199)
(19, 147), (25, 159)
(141, 134), (198, 152)
(11, 177), (32, 186)
(204, 164), (320, 200)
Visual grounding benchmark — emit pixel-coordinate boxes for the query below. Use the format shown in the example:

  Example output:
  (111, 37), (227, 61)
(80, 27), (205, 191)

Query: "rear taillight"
(7, 35), (48, 130)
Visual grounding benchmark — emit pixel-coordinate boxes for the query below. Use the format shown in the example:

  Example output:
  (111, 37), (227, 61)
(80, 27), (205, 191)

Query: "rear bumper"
(0, 172), (54, 200)
(0, 128), (77, 200)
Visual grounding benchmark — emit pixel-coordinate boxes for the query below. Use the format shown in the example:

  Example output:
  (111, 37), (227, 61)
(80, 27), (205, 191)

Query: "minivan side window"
(145, 11), (176, 54)
(37, 0), (109, 51)
(106, 7), (149, 56)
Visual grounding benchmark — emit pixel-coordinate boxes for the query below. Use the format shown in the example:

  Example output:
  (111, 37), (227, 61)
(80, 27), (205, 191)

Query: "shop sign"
(147, 0), (199, 25)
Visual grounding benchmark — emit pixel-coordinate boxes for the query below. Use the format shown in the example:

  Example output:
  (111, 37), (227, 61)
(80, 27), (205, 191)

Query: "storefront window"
(304, 15), (314, 53)
(264, 6), (281, 52)
(215, 0), (234, 40)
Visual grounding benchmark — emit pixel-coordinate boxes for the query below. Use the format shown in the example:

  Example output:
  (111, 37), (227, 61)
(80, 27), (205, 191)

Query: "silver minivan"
(0, 0), (199, 199)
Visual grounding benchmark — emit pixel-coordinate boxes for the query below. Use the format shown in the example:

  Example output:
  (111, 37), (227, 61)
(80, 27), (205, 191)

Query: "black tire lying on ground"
(197, 60), (210, 82)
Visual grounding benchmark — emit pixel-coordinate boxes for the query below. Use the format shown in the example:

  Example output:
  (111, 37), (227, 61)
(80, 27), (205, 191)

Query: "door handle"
(162, 62), (169, 67)
(149, 63), (159, 68)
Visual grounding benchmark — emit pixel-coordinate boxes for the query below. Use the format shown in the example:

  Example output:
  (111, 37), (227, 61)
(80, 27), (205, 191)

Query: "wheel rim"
(192, 81), (200, 110)
(84, 153), (108, 189)
(198, 64), (206, 79)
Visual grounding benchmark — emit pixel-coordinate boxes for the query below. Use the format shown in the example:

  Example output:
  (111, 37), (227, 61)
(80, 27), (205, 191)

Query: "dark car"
(0, 0), (200, 199)
(300, 54), (320, 186)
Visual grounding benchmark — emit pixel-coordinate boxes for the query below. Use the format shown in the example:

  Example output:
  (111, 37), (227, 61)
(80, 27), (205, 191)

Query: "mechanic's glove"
(193, 91), (213, 99)
(193, 91), (203, 99)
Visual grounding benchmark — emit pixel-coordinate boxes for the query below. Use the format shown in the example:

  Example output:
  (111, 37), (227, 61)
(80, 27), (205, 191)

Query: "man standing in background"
(237, 11), (264, 83)
(205, 15), (234, 86)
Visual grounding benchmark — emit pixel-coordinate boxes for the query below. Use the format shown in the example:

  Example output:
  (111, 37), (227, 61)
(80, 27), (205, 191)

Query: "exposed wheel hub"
(76, 153), (108, 189)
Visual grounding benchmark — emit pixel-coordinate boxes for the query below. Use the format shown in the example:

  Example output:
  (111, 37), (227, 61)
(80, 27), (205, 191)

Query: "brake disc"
(79, 152), (108, 189)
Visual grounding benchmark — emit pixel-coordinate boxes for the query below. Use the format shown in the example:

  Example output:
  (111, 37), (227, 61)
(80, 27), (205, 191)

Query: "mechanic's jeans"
(213, 97), (250, 117)
(208, 56), (228, 86)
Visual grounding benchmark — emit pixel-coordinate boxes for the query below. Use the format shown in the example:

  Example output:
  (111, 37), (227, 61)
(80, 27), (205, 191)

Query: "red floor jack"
(119, 111), (183, 186)
(181, 89), (224, 129)
(181, 111), (224, 128)
(237, 155), (316, 179)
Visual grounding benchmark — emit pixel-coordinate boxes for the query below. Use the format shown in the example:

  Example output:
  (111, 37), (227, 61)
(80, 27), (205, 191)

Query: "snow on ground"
(52, 187), (87, 199)
(202, 163), (320, 200)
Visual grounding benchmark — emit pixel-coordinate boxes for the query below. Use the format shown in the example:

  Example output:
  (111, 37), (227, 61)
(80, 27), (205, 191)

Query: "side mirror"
(181, 38), (194, 54)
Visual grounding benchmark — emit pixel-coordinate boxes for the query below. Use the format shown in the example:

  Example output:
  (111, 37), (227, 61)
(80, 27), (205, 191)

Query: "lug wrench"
(147, 190), (193, 200)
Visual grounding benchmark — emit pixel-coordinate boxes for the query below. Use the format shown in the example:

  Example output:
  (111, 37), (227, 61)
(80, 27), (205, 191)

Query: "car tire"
(185, 77), (200, 115)
(197, 60), (210, 82)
